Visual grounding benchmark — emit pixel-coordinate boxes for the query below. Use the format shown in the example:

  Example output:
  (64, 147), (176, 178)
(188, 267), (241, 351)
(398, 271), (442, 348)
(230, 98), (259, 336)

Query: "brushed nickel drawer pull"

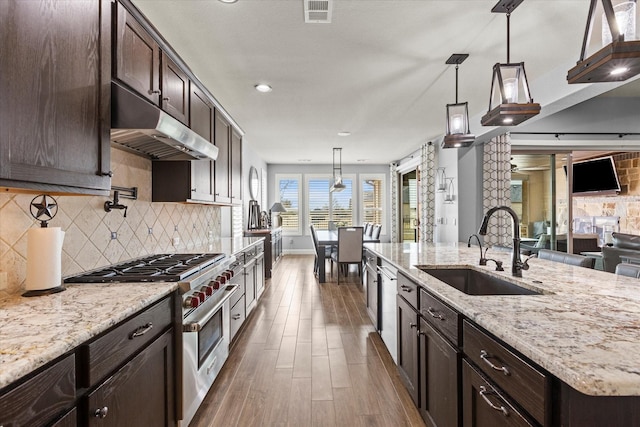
(94, 406), (109, 418)
(232, 314), (242, 320)
(479, 386), (509, 417)
(426, 307), (445, 320)
(480, 350), (510, 376)
(130, 322), (153, 339)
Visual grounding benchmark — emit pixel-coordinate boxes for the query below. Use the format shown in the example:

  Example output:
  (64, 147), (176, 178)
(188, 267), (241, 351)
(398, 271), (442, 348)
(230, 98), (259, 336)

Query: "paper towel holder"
(23, 194), (66, 297)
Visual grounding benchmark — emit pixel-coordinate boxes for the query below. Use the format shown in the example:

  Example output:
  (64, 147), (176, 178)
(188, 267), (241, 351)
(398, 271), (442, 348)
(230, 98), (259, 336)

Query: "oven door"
(181, 284), (238, 426)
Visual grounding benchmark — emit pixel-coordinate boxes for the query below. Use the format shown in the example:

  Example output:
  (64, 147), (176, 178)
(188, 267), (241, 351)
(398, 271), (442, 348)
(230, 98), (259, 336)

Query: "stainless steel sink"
(417, 267), (541, 296)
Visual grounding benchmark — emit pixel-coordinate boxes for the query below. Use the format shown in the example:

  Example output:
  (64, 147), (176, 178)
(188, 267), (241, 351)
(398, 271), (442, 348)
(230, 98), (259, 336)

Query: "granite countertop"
(364, 242), (640, 397)
(0, 237), (264, 391)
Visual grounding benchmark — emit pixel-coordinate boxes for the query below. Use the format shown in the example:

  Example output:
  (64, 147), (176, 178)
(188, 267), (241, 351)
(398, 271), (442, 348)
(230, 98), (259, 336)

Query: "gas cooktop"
(64, 253), (226, 283)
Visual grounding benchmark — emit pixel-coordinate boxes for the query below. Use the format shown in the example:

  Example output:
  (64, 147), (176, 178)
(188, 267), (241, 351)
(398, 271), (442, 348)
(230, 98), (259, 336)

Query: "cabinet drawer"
(0, 354), (75, 427)
(397, 271), (418, 310)
(462, 359), (537, 427)
(420, 289), (460, 346)
(230, 295), (246, 342)
(463, 320), (549, 425)
(82, 295), (174, 388)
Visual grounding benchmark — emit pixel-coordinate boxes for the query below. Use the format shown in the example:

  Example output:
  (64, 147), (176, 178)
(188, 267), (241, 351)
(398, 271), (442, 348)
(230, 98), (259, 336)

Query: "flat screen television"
(566, 156), (621, 196)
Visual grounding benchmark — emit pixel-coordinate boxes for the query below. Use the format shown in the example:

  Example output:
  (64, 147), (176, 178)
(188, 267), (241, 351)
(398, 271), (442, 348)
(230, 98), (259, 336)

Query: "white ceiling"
(132, 0), (637, 165)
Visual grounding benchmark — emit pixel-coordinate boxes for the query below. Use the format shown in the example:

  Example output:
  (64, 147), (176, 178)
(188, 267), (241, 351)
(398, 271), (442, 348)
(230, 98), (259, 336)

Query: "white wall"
(434, 146), (460, 243)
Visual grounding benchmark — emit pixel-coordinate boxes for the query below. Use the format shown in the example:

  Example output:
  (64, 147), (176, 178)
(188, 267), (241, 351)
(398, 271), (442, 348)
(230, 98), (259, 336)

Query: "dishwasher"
(378, 260), (398, 364)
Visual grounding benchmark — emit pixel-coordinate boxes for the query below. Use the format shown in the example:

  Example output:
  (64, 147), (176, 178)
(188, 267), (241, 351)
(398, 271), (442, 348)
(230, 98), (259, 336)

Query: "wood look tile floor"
(190, 255), (425, 427)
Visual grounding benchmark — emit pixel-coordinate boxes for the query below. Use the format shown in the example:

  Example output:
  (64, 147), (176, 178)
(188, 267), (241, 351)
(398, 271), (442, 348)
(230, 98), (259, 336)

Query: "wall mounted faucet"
(104, 191), (128, 218)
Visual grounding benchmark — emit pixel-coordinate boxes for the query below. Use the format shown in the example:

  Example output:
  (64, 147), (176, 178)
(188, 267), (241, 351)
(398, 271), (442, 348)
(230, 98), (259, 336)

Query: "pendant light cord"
(455, 65), (459, 103)
(506, 12), (511, 63)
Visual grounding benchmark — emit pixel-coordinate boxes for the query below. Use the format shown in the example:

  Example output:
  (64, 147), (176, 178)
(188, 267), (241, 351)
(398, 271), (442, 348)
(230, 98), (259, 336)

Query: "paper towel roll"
(26, 227), (65, 292)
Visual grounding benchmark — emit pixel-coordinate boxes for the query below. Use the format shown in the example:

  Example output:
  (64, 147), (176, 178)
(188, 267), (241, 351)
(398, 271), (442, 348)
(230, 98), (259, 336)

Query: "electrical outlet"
(111, 231), (117, 240)
(172, 237), (180, 246)
(174, 225), (179, 232)
(208, 230), (214, 240)
(148, 227), (153, 235)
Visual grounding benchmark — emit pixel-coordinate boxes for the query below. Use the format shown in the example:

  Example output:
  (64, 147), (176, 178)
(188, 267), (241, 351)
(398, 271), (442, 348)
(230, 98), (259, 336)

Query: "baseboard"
(282, 249), (315, 256)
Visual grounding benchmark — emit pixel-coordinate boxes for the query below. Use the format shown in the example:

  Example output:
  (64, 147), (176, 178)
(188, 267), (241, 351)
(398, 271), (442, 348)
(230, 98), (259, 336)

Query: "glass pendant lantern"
(568, 0), (640, 83)
(443, 53), (475, 148)
(481, 0), (540, 127)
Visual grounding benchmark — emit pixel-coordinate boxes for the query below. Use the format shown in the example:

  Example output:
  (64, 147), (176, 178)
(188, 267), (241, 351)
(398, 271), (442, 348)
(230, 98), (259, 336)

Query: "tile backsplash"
(0, 148), (221, 296)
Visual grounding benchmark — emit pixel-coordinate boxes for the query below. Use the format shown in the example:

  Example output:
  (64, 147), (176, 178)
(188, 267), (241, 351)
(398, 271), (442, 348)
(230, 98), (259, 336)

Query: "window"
(275, 174), (301, 234)
(361, 174), (385, 230)
(307, 174), (355, 230)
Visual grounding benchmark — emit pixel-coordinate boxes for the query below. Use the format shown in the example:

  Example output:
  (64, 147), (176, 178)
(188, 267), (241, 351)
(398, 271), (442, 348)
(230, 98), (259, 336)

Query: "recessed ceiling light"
(503, 117), (514, 124)
(298, 159), (312, 162)
(337, 131), (351, 137)
(357, 159), (368, 162)
(255, 84), (272, 93)
(218, 0), (238, 3)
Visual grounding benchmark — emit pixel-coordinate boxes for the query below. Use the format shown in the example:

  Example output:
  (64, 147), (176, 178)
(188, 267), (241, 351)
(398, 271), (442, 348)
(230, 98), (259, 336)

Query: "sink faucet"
(467, 234), (487, 266)
(478, 206), (529, 277)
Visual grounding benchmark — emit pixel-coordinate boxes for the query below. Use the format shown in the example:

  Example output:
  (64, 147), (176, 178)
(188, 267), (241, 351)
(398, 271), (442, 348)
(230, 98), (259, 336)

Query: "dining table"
(314, 229), (380, 283)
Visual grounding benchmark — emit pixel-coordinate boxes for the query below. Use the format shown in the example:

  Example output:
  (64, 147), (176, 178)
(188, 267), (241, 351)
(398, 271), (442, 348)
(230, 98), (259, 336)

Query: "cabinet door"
(114, 2), (160, 104)
(191, 161), (215, 202)
(190, 84), (214, 141)
(87, 329), (175, 427)
(397, 295), (419, 406)
(161, 52), (189, 124)
(51, 407), (77, 427)
(462, 360), (534, 427)
(214, 110), (231, 203)
(230, 128), (242, 203)
(420, 317), (460, 427)
(366, 263), (379, 330)
(244, 260), (257, 314)
(0, 0), (111, 194)
(255, 253), (265, 299)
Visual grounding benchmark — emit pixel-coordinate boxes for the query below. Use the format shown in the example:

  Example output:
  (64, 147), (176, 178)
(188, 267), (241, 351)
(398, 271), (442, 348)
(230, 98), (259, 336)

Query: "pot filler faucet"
(478, 206), (530, 278)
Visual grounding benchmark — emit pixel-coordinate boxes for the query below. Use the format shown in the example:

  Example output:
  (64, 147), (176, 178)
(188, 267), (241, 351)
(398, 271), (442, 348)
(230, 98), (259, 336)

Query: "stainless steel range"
(64, 252), (241, 427)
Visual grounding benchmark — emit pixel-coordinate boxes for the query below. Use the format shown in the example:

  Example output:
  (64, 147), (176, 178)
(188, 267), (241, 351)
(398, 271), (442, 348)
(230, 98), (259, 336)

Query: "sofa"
(602, 233), (640, 273)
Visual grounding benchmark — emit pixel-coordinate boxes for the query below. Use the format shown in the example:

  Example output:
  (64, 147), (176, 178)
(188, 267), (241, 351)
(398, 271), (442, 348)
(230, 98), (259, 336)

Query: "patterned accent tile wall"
(0, 148), (221, 296)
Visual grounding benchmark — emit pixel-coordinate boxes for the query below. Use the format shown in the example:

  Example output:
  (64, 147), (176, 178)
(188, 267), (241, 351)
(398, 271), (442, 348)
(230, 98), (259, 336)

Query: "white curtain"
(483, 134), (512, 247)
(390, 162), (399, 243)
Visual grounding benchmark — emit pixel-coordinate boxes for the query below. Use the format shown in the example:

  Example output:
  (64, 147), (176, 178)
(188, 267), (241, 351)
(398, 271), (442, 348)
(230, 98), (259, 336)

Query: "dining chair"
(310, 224), (332, 277)
(331, 226), (364, 284)
(615, 263), (640, 278)
(371, 224), (382, 240)
(537, 249), (595, 269)
(363, 222), (372, 236)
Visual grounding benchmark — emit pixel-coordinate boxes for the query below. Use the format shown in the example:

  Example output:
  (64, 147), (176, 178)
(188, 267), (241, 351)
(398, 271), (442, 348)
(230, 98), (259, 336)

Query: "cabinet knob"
(163, 97), (171, 102)
(94, 406), (109, 418)
(232, 314), (242, 320)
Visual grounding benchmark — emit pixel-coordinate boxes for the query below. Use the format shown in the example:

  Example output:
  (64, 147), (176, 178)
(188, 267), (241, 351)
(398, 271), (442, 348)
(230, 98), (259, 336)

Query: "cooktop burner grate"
(64, 253), (226, 283)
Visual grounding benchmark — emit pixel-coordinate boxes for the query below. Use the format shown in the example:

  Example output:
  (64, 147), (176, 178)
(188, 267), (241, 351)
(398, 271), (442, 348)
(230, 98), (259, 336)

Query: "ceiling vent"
(304, 0), (332, 23)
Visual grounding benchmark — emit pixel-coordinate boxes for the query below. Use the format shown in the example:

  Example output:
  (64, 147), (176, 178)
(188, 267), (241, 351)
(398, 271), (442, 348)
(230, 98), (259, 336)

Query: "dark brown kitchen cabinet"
(51, 408), (77, 427)
(161, 52), (190, 125)
(190, 84), (214, 142)
(214, 110), (232, 204)
(462, 360), (536, 427)
(230, 128), (243, 203)
(420, 317), (460, 427)
(0, 353), (76, 427)
(114, 1), (160, 105)
(152, 160), (215, 203)
(86, 329), (175, 427)
(397, 294), (420, 407)
(0, 0), (111, 195)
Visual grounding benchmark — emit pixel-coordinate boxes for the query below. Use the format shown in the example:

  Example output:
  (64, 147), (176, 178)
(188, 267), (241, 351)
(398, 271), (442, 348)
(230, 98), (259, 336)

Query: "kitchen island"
(365, 242), (640, 426)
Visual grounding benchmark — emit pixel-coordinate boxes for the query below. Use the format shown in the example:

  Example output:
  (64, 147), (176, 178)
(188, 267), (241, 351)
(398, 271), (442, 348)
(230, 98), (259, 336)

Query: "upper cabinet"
(161, 52), (190, 125)
(231, 128), (243, 203)
(0, 0), (112, 195)
(214, 111), (232, 204)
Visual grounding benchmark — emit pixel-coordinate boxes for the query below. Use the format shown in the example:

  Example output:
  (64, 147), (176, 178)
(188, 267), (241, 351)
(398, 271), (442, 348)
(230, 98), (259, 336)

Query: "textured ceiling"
(132, 0), (612, 165)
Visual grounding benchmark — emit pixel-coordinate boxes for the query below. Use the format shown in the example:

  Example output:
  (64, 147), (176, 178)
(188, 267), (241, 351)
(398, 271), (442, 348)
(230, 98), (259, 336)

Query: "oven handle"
(183, 284), (239, 332)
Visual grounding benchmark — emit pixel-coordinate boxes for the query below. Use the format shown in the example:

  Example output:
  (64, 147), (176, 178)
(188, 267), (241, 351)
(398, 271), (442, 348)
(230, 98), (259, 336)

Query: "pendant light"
(443, 53), (475, 149)
(567, 0), (640, 83)
(481, 0), (540, 127)
(330, 147), (345, 192)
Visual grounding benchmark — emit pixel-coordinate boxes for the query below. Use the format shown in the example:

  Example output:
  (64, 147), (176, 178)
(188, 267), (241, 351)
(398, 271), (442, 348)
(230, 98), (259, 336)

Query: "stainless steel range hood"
(110, 82), (218, 161)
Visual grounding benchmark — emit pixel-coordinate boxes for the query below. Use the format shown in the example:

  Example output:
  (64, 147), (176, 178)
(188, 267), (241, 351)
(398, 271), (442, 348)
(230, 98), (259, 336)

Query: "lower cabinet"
(86, 329), (175, 426)
(462, 360), (535, 427)
(244, 253), (257, 315)
(364, 251), (380, 331)
(420, 317), (460, 427)
(255, 250), (266, 299)
(397, 294), (420, 407)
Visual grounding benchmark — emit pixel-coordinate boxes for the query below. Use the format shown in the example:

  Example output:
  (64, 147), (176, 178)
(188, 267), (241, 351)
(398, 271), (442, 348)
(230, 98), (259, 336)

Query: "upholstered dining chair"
(310, 224), (332, 277)
(331, 226), (364, 284)
(615, 263), (640, 278)
(363, 222), (372, 237)
(537, 249), (595, 269)
(371, 224), (382, 240)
